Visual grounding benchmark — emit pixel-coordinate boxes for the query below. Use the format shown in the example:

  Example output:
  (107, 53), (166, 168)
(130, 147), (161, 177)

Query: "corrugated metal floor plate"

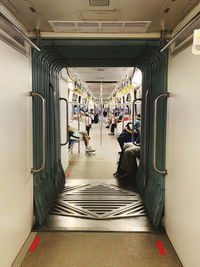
(38, 179), (153, 232)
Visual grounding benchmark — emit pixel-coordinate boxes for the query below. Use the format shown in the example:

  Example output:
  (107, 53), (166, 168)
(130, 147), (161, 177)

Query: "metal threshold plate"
(38, 179), (152, 232)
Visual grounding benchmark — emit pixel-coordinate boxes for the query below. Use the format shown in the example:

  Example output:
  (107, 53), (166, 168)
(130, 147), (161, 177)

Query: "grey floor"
(21, 123), (183, 266)
(21, 232), (182, 267)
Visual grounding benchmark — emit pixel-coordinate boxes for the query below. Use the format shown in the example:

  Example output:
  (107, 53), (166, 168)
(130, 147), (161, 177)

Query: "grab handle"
(132, 98), (142, 146)
(153, 93), (170, 175)
(144, 89), (149, 186)
(59, 97), (69, 146)
(30, 92), (46, 173)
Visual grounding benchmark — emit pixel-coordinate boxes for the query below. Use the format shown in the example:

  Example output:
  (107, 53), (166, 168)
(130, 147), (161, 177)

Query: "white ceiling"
(1, 0), (199, 33)
(68, 67), (137, 99)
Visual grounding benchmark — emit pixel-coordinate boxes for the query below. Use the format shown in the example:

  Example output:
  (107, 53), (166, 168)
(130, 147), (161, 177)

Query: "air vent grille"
(0, 19), (26, 55)
(77, 22), (99, 27)
(53, 22), (75, 27)
(125, 22), (147, 27)
(49, 21), (151, 33)
(89, 0), (109, 6)
(101, 23), (123, 27)
(174, 17), (200, 47)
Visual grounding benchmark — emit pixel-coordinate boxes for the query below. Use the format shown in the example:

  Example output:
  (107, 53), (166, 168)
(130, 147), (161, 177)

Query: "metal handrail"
(77, 103), (80, 153)
(153, 93), (170, 175)
(144, 89), (149, 186)
(160, 11), (200, 52)
(60, 97), (69, 146)
(122, 103), (125, 131)
(0, 12), (40, 51)
(100, 82), (103, 146)
(132, 98), (142, 146)
(51, 87), (57, 162)
(30, 92), (45, 173)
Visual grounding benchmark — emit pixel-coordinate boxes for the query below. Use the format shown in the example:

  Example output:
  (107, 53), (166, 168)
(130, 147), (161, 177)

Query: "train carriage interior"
(1, 1), (200, 267)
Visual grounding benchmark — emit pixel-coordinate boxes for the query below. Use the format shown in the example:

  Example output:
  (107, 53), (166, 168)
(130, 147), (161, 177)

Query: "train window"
(72, 93), (77, 102)
(126, 93), (131, 102)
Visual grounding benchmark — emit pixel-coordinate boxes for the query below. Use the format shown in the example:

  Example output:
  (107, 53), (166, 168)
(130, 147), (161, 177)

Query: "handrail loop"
(153, 92), (170, 175)
(59, 97), (69, 146)
(144, 89), (150, 186)
(30, 92), (46, 173)
(132, 98), (142, 146)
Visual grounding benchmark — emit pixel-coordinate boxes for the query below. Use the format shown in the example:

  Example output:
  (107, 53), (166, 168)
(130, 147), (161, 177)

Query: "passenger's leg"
(79, 131), (89, 147)
(108, 124), (115, 135)
(117, 134), (125, 150)
(86, 125), (90, 136)
(79, 131), (95, 152)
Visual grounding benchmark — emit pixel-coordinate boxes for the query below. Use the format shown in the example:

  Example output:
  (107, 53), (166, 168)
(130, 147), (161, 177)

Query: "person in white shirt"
(108, 113), (118, 135)
(68, 125), (95, 153)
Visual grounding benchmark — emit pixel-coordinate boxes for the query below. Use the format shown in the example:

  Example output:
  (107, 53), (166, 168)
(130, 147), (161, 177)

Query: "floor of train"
(39, 122), (151, 232)
(23, 123), (182, 266)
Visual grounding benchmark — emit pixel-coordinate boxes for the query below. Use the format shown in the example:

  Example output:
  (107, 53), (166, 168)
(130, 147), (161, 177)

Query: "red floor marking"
(29, 237), (40, 251)
(66, 173), (70, 178)
(96, 158), (104, 160)
(156, 241), (166, 255)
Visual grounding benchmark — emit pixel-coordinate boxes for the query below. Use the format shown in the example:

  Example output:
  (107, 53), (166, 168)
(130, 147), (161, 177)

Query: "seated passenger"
(117, 119), (141, 151)
(68, 126), (95, 153)
(105, 116), (112, 128)
(117, 122), (133, 150)
(133, 114), (141, 144)
(114, 144), (140, 180)
(117, 110), (123, 123)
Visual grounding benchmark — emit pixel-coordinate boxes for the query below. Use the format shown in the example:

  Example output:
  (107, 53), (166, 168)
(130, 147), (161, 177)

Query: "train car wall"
(166, 44), (200, 267)
(0, 7), (33, 267)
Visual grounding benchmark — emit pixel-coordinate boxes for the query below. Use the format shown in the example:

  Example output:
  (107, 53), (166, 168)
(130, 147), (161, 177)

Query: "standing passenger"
(91, 111), (94, 123)
(85, 113), (92, 137)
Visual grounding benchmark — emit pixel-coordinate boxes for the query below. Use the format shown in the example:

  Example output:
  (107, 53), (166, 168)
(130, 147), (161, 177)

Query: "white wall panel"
(166, 45), (200, 267)
(0, 41), (32, 266)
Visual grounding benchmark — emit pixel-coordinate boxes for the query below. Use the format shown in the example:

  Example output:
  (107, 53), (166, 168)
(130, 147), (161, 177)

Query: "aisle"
(23, 122), (182, 266)
(37, 122), (152, 232)
(67, 122), (122, 179)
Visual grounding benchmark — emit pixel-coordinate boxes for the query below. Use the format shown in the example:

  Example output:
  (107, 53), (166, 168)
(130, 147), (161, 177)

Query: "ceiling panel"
(68, 67), (135, 99)
(49, 20), (151, 33)
(1, 0), (199, 33)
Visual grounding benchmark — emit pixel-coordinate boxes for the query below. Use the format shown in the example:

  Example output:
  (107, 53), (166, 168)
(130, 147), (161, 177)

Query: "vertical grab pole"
(153, 93), (169, 175)
(132, 98), (142, 146)
(132, 100), (135, 144)
(122, 103), (125, 131)
(100, 82), (103, 146)
(50, 85), (57, 165)
(144, 89), (149, 186)
(53, 90), (57, 163)
(77, 102), (80, 153)
(30, 92), (46, 173)
(59, 97), (69, 146)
